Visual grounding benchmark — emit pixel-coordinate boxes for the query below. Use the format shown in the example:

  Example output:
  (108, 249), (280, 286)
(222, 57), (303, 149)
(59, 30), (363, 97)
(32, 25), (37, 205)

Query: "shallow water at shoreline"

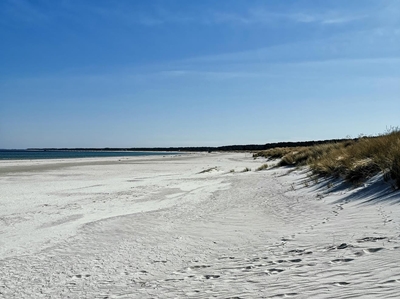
(0, 150), (178, 160)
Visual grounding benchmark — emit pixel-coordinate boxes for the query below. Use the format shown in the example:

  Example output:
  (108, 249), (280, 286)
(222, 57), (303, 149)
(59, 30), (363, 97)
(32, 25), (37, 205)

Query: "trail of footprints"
(1, 200), (399, 298)
(144, 235), (399, 298)
(1, 237), (398, 298)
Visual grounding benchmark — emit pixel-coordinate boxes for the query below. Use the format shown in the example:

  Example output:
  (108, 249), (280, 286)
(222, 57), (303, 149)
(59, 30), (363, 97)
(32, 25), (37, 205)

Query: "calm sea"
(0, 150), (179, 160)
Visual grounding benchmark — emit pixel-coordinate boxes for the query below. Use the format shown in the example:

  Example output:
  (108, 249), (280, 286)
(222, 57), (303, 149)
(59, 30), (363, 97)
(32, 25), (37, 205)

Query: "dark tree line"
(29, 138), (353, 152)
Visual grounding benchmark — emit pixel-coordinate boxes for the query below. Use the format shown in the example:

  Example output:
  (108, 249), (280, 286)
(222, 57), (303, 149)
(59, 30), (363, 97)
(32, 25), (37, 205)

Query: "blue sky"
(1, 0), (399, 148)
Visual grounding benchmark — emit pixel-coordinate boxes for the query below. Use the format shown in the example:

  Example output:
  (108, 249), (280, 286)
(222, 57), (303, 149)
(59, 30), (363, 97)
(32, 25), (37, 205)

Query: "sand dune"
(1, 153), (400, 298)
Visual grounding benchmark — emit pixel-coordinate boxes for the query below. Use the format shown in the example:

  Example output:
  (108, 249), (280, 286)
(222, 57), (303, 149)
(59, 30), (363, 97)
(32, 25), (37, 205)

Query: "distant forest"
(30, 138), (354, 152)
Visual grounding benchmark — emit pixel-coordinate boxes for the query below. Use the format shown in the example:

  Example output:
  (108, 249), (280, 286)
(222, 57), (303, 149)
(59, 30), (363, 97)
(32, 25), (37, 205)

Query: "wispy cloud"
(211, 8), (367, 26)
(122, 8), (367, 27)
(376, 0), (400, 26)
(0, 1), (387, 29)
(157, 70), (262, 80)
(89, 4), (195, 26)
(0, 0), (49, 24)
(177, 23), (400, 70)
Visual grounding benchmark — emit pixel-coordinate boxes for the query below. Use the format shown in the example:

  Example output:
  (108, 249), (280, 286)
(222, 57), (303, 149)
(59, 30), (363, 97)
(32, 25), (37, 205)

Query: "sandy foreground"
(1, 152), (400, 298)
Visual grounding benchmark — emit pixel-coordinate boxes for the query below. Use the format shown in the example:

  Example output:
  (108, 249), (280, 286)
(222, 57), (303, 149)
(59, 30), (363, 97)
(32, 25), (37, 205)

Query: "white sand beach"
(1, 152), (400, 298)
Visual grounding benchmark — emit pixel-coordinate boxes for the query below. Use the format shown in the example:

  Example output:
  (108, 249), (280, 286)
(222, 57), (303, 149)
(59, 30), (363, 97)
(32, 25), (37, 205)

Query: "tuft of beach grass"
(254, 128), (400, 188)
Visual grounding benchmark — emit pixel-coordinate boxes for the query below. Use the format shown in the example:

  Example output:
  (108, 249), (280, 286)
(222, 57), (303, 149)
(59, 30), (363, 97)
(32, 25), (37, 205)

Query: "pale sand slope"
(1, 152), (400, 298)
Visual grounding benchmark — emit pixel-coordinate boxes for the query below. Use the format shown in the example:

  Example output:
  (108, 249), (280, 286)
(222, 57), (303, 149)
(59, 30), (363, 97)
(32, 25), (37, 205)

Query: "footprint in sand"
(204, 274), (220, 279)
(357, 236), (387, 243)
(289, 258), (302, 263)
(267, 268), (285, 275)
(333, 281), (350, 286)
(326, 243), (352, 251)
(331, 258), (354, 264)
(72, 274), (91, 279)
(191, 265), (210, 269)
(364, 247), (384, 253)
(270, 293), (298, 298)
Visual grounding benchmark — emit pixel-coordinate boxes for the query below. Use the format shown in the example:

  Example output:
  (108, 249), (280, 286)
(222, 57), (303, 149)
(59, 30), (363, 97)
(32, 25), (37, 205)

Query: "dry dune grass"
(255, 128), (400, 188)
(256, 163), (269, 171)
(253, 147), (301, 160)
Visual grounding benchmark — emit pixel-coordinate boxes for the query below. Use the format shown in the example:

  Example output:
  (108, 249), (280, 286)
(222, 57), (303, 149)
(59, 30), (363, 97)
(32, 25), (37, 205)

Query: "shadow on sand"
(332, 176), (400, 205)
(297, 171), (400, 205)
